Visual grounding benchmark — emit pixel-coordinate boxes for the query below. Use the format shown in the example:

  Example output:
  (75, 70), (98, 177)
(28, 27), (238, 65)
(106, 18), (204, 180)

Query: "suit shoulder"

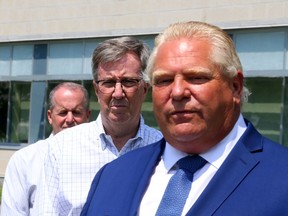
(104, 138), (165, 168)
(262, 136), (288, 158)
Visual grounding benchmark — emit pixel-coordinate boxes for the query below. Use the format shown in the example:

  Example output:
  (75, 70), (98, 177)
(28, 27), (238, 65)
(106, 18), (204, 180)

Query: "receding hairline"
(48, 82), (89, 110)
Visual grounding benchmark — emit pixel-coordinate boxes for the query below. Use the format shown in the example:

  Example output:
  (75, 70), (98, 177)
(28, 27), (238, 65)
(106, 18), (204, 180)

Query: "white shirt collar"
(163, 114), (247, 172)
(97, 114), (146, 151)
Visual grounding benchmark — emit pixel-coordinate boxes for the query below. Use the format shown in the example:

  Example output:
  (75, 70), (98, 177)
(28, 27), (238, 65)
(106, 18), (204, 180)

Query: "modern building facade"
(0, 0), (287, 177)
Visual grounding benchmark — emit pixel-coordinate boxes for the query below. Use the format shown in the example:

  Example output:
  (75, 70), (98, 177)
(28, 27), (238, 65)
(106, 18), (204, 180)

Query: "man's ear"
(47, 109), (53, 124)
(143, 82), (150, 95)
(232, 71), (244, 104)
(93, 80), (99, 97)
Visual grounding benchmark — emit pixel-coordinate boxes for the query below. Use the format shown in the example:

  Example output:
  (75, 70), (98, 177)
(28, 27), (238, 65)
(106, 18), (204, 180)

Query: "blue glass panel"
(48, 42), (83, 75)
(11, 45), (33, 76)
(236, 31), (285, 71)
(0, 45), (12, 76)
(29, 81), (46, 143)
(83, 40), (101, 75)
(33, 44), (47, 75)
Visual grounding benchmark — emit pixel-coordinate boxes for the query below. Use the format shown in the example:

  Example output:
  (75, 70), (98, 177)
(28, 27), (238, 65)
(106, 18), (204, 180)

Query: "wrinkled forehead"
(98, 55), (142, 78)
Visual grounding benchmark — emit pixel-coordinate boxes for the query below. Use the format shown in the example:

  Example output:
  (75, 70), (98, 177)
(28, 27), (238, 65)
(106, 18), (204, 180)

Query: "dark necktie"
(155, 155), (207, 216)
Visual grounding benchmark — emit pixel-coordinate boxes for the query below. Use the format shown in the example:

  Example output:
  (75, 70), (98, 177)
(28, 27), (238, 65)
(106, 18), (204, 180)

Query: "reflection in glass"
(9, 82), (31, 143)
(0, 82), (9, 141)
(242, 77), (282, 144)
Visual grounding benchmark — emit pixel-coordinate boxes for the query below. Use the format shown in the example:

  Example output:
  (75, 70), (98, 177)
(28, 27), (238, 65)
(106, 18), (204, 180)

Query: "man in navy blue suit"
(81, 21), (288, 216)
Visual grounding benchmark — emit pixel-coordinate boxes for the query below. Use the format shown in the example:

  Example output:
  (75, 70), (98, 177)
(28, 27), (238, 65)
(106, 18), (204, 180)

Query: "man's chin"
(112, 117), (129, 123)
(167, 123), (204, 137)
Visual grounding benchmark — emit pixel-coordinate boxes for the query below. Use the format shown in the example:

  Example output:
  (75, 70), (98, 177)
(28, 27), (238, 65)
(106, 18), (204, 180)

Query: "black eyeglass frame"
(96, 78), (143, 94)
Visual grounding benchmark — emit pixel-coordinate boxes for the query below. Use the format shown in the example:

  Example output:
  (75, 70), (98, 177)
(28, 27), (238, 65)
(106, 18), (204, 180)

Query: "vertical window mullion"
(28, 44), (48, 143)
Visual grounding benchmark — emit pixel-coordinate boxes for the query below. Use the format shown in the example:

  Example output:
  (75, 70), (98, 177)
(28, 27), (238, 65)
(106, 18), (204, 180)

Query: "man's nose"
(112, 82), (125, 99)
(171, 78), (191, 100)
(66, 112), (75, 123)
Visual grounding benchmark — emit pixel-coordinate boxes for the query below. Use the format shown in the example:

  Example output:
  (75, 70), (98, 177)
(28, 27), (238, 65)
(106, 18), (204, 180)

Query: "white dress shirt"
(32, 114), (162, 216)
(139, 115), (247, 216)
(1, 134), (53, 216)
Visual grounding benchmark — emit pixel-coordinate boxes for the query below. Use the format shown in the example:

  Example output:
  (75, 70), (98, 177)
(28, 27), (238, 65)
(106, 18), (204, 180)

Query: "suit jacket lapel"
(187, 121), (263, 215)
(129, 138), (166, 215)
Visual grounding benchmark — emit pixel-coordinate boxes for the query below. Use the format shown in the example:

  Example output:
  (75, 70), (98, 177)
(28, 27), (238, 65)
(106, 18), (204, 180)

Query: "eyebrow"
(152, 70), (169, 77)
(151, 70), (171, 83)
(152, 67), (212, 77)
(98, 75), (141, 80)
(184, 67), (212, 74)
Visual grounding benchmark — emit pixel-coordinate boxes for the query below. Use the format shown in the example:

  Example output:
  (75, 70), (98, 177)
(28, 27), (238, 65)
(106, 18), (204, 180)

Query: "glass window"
(0, 45), (12, 76)
(83, 40), (101, 75)
(29, 81), (46, 143)
(0, 82), (9, 142)
(0, 33), (287, 148)
(48, 41), (83, 75)
(285, 51), (288, 70)
(235, 31), (285, 72)
(11, 44), (33, 76)
(242, 77), (283, 144)
(9, 82), (31, 143)
(137, 35), (156, 50)
(33, 44), (48, 75)
(283, 77), (288, 147)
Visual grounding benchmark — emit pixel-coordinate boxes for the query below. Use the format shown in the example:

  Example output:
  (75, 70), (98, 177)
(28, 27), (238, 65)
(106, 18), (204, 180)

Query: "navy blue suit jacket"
(81, 121), (288, 216)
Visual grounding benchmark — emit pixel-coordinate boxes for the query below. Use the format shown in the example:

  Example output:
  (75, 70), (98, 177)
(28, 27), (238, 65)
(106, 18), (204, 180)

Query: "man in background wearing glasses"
(32, 37), (163, 215)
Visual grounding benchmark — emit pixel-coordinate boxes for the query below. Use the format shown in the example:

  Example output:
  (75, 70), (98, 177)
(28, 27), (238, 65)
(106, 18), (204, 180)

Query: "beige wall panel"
(1, 0), (288, 41)
(0, 150), (15, 177)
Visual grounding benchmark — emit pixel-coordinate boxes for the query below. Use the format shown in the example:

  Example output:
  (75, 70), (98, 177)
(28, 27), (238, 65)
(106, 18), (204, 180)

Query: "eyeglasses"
(96, 78), (142, 94)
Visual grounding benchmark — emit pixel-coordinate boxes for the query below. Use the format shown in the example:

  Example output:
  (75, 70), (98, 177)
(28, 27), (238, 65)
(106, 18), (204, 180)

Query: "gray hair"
(145, 21), (250, 105)
(48, 82), (89, 110)
(92, 36), (150, 82)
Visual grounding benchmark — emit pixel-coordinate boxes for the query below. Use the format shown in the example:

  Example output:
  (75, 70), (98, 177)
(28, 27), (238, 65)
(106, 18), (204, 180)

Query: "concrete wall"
(0, 150), (15, 177)
(1, 0), (288, 42)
